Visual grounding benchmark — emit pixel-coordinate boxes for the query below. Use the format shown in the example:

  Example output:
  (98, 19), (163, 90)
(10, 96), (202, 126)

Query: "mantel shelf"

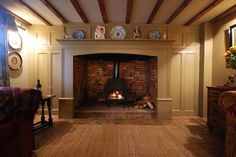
(57, 39), (175, 48)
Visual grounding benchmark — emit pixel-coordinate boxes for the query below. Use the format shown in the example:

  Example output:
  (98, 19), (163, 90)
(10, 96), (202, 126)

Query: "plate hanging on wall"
(8, 52), (22, 70)
(8, 31), (22, 50)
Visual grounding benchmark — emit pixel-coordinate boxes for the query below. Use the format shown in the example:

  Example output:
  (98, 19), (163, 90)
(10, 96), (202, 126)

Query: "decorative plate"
(149, 30), (160, 40)
(8, 52), (22, 70)
(110, 26), (126, 40)
(8, 31), (22, 50)
(72, 29), (85, 39)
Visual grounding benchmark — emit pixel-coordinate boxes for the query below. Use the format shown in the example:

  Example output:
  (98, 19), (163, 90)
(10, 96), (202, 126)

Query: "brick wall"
(73, 54), (157, 106)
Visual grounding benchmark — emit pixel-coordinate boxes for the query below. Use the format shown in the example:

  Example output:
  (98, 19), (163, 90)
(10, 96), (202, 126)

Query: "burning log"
(134, 95), (154, 110)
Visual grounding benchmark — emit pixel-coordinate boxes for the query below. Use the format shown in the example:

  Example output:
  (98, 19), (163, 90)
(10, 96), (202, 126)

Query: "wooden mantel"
(57, 39), (175, 48)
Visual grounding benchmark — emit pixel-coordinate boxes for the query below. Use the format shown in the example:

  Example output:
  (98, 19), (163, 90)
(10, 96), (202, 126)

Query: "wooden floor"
(33, 116), (224, 157)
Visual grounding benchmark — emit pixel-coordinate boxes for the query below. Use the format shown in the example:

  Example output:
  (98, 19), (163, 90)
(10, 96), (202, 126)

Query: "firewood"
(147, 101), (154, 110)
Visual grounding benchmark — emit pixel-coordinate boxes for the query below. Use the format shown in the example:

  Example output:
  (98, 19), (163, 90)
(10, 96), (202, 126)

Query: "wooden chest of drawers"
(207, 86), (236, 132)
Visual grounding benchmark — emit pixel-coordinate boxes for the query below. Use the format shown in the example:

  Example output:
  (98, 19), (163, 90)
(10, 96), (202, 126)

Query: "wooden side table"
(34, 95), (56, 132)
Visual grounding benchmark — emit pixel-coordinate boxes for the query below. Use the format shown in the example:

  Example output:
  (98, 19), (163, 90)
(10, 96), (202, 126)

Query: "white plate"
(110, 26), (126, 40)
(8, 52), (22, 70)
(149, 30), (160, 39)
(8, 31), (22, 50)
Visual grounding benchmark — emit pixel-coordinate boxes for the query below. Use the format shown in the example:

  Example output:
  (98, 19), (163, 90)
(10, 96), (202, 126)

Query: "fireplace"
(58, 39), (174, 119)
(104, 60), (128, 107)
(73, 53), (157, 109)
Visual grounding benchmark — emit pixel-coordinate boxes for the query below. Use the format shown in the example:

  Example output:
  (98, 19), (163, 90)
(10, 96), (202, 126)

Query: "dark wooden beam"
(147, 0), (164, 24)
(40, 0), (68, 23)
(126, 0), (133, 24)
(1, 7), (32, 26)
(69, 0), (88, 23)
(210, 4), (236, 23)
(166, 0), (192, 24)
(98, 0), (108, 23)
(184, 0), (223, 26)
(15, 0), (52, 26)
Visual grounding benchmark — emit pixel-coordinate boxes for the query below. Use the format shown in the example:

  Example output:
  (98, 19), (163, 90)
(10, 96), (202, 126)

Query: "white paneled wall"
(30, 26), (63, 113)
(29, 24), (200, 116)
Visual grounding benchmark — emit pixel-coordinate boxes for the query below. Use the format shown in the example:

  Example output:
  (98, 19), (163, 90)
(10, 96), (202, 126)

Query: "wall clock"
(8, 52), (22, 70)
(8, 31), (22, 50)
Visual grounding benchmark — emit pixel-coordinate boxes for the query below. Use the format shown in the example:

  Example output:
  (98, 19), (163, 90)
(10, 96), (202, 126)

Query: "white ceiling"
(0, 0), (235, 26)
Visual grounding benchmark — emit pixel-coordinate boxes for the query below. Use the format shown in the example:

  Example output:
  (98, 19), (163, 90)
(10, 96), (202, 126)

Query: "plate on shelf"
(149, 30), (160, 40)
(8, 31), (22, 50)
(8, 52), (22, 70)
(72, 29), (85, 39)
(110, 26), (126, 40)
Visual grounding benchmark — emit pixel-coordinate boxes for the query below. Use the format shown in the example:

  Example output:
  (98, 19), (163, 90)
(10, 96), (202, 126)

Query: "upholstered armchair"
(219, 91), (236, 157)
(0, 87), (41, 157)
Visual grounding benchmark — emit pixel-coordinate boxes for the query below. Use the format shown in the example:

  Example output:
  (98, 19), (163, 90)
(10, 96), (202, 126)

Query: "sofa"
(0, 87), (41, 157)
(219, 91), (236, 157)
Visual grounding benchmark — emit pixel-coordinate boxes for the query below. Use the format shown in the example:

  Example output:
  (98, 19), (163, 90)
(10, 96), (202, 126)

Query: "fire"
(108, 90), (124, 100)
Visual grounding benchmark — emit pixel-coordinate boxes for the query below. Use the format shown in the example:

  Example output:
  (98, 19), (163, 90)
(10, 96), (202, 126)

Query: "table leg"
(41, 102), (45, 123)
(47, 99), (53, 126)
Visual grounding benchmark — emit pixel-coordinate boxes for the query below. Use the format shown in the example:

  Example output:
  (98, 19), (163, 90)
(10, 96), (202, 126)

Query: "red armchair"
(0, 87), (41, 157)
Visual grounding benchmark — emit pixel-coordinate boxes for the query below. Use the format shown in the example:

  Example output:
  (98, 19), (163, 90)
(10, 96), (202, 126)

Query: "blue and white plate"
(72, 30), (85, 39)
(149, 30), (160, 40)
(110, 26), (126, 40)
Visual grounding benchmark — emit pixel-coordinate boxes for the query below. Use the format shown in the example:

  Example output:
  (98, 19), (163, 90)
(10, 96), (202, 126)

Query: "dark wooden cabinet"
(207, 86), (236, 132)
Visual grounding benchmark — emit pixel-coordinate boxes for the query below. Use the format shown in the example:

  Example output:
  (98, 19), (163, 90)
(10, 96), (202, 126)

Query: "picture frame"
(229, 24), (236, 47)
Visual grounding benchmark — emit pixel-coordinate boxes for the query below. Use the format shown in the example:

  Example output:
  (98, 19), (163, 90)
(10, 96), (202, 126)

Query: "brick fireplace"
(73, 54), (157, 107)
(57, 40), (174, 119)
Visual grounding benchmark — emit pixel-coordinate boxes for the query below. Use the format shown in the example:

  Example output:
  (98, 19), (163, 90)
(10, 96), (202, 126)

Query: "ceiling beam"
(126, 0), (133, 24)
(210, 4), (236, 23)
(166, 0), (192, 24)
(147, 0), (164, 24)
(184, 0), (223, 26)
(1, 7), (32, 26)
(98, 0), (108, 23)
(69, 0), (88, 23)
(15, 0), (52, 26)
(40, 0), (68, 23)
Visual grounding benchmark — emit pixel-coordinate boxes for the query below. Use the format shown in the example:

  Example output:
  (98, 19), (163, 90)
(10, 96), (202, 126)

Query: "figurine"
(133, 26), (141, 39)
(95, 25), (105, 39)
(162, 27), (168, 39)
(64, 33), (72, 39)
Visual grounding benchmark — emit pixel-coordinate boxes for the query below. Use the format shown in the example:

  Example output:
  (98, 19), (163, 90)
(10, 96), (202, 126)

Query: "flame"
(108, 91), (124, 100)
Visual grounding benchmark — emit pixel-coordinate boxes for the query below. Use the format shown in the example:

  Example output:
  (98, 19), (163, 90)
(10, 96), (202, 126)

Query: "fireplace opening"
(73, 54), (157, 111)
